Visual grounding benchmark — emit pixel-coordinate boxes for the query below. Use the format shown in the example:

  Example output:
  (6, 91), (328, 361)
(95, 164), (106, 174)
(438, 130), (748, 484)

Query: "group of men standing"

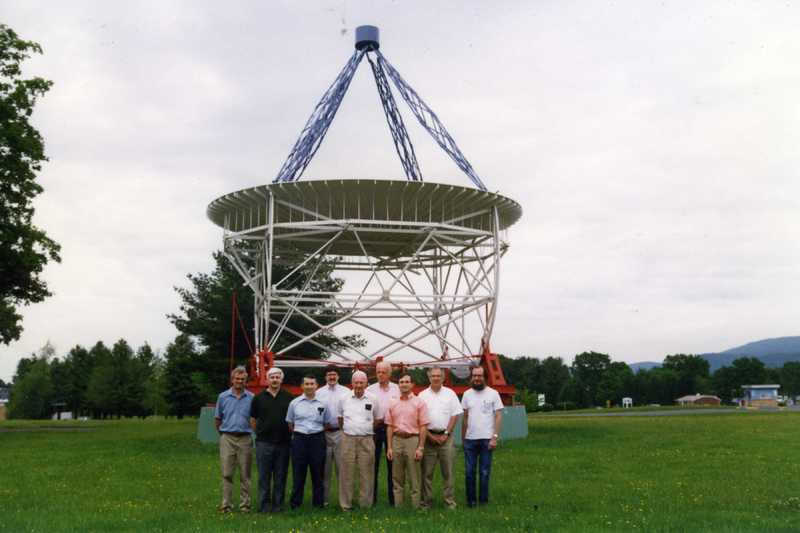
(213, 361), (504, 513)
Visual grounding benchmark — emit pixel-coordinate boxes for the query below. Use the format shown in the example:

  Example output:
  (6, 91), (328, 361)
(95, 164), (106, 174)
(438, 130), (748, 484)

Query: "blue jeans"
(255, 441), (290, 512)
(463, 439), (493, 506)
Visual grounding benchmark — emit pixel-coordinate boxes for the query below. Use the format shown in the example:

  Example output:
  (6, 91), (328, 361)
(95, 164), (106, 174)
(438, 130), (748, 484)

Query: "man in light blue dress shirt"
(214, 366), (254, 513)
(286, 375), (333, 509)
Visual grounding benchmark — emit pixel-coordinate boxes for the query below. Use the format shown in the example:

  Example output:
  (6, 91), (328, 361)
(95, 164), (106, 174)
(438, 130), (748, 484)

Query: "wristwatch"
(492, 433), (499, 439)
(444, 430), (450, 436)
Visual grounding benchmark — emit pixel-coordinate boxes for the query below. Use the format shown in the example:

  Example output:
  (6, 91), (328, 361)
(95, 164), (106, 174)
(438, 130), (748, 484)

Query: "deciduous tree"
(779, 362), (800, 398)
(571, 351), (611, 407)
(0, 24), (61, 344)
(8, 357), (52, 419)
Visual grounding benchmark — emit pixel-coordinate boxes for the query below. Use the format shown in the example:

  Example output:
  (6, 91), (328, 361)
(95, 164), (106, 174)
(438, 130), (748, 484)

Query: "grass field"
(1, 411), (799, 532)
(539, 405), (739, 415)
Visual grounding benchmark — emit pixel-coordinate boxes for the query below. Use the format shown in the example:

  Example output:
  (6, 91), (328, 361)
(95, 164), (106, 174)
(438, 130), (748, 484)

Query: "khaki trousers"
(421, 434), (456, 508)
(338, 433), (375, 510)
(392, 435), (422, 508)
(219, 433), (252, 511)
(323, 429), (343, 504)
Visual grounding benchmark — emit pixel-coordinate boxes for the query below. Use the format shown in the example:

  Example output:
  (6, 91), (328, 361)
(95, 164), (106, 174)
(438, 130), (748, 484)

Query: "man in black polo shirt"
(249, 367), (294, 513)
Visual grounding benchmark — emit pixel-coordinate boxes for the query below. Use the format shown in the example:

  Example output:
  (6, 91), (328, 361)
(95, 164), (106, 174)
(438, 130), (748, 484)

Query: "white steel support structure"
(209, 179), (521, 379)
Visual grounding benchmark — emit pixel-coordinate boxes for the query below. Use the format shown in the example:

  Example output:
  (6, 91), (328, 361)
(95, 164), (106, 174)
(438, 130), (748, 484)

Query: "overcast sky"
(2, 1), (799, 380)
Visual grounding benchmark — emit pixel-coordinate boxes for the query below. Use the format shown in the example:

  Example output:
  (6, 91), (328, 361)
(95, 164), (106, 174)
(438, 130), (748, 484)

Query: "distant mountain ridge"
(630, 336), (800, 372)
(629, 361), (661, 372)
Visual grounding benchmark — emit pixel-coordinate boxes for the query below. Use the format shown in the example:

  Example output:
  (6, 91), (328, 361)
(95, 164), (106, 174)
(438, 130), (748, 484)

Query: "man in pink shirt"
(385, 374), (429, 509)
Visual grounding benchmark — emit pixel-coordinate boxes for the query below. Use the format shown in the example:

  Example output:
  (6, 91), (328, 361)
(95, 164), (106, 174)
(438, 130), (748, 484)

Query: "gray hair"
(351, 370), (368, 382)
(427, 367), (444, 376)
(231, 365), (248, 380)
(266, 366), (284, 378)
(375, 361), (392, 372)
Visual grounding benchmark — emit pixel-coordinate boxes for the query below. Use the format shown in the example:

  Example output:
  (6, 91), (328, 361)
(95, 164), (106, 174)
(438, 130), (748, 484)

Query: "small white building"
(622, 397), (633, 408)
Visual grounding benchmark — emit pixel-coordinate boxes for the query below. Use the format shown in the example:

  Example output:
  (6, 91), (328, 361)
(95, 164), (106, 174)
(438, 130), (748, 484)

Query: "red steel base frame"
(242, 349), (517, 405)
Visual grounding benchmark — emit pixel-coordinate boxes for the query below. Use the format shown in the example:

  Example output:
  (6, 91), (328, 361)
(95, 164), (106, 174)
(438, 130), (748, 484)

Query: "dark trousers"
(290, 432), (326, 509)
(255, 441), (290, 512)
(463, 439), (493, 506)
(372, 425), (394, 505)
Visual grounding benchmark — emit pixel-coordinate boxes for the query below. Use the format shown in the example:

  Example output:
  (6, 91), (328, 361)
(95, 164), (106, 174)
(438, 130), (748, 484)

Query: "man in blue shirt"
(214, 365), (254, 513)
(286, 375), (331, 509)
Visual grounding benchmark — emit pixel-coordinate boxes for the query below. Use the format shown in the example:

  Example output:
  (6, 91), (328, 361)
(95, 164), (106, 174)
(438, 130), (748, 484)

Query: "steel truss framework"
(220, 188), (508, 371)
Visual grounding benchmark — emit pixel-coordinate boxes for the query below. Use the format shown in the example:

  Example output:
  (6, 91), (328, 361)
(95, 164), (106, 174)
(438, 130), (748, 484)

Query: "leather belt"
(393, 431), (419, 439)
(429, 429), (446, 435)
(221, 431), (250, 437)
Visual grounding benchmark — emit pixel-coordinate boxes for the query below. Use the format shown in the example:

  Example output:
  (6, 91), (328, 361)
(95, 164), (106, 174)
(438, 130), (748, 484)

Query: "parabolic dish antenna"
(208, 26), (521, 397)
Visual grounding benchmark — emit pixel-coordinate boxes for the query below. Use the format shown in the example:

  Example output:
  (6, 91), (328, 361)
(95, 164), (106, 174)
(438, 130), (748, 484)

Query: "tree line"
(8, 342), (800, 419)
(502, 352), (800, 411)
(6, 336), (207, 420)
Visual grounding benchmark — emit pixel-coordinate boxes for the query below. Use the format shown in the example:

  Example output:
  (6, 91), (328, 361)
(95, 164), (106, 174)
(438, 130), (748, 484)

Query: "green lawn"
(1, 412), (798, 532)
(538, 404), (739, 415)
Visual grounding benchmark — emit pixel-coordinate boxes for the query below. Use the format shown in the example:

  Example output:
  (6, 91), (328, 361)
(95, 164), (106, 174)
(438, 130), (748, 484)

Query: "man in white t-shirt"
(460, 366), (504, 507)
(419, 367), (463, 509)
(314, 365), (351, 506)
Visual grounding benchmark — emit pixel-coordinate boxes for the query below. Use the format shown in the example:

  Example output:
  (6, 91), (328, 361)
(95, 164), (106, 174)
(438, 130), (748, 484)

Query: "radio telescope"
(207, 26), (521, 398)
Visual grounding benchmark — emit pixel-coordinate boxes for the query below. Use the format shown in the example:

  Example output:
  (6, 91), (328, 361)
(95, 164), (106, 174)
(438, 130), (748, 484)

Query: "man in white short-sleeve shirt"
(418, 367), (463, 509)
(460, 366), (503, 507)
(336, 370), (377, 510)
